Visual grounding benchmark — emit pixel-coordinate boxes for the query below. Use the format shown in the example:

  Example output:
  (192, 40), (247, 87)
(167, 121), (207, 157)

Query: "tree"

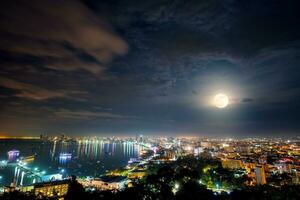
(65, 180), (87, 200)
(175, 180), (215, 200)
(1, 191), (36, 200)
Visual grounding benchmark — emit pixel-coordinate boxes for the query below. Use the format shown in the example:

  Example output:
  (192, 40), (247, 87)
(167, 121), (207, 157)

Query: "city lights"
(0, 0), (299, 199)
(0, 136), (299, 199)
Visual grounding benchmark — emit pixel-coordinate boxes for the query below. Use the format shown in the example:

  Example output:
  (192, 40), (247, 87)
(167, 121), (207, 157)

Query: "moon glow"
(213, 93), (229, 109)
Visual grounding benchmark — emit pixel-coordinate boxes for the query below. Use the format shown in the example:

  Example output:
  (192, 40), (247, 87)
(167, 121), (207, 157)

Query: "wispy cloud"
(0, 0), (128, 74)
(0, 77), (88, 101)
(54, 109), (139, 120)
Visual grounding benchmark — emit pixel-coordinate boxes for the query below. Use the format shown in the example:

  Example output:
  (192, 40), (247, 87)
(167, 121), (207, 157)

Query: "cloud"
(0, 77), (87, 101)
(45, 56), (106, 75)
(54, 109), (139, 120)
(241, 98), (254, 103)
(0, 0), (128, 74)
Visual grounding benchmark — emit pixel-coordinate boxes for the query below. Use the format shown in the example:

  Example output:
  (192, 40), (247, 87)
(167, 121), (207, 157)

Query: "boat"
(20, 155), (35, 163)
(128, 158), (141, 164)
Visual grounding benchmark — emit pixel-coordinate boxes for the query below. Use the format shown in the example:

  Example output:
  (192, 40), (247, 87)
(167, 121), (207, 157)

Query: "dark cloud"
(241, 98), (254, 103)
(0, 0), (128, 74)
(53, 109), (139, 120)
(0, 77), (72, 100)
(0, 0), (300, 136)
(0, 75), (91, 102)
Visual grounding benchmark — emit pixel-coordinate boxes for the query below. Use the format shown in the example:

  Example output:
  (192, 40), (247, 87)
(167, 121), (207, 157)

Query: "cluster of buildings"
(76, 136), (300, 192)
(171, 137), (300, 186)
(76, 136), (300, 189)
(3, 179), (70, 200)
(1, 136), (299, 199)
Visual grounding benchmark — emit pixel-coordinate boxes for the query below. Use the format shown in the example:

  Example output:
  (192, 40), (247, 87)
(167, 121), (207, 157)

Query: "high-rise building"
(135, 134), (144, 143)
(255, 165), (267, 185)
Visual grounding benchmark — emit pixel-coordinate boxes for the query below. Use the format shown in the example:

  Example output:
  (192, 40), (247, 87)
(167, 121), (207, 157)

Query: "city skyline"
(1, 0), (300, 137)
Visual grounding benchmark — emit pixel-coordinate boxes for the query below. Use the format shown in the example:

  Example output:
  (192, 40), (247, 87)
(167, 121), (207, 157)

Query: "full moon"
(213, 93), (229, 109)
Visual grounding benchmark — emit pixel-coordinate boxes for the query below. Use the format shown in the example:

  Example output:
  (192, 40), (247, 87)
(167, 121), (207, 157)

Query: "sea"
(0, 139), (142, 186)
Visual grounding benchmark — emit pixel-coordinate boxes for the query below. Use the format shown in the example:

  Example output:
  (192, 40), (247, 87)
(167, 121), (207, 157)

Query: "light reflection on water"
(0, 139), (143, 186)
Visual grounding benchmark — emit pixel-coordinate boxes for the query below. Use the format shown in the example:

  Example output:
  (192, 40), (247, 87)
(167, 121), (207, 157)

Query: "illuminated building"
(88, 176), (127, 191)
(34, 180), (69, 199)
(7, 150), (20, 162)
(19, 185), (34, 193)
(200, 142), (212, 149)
(236, 145), (251, 154)
(128, 169), (146, 179)
(223, 146), (235, 153)
(3, 186), (16, 193)
(255, 165), (267, 185)
(18, 180), (70, 199)
(164, 150), (176, 160)
(291, 170), (300, 185)
(258, 155), (267, 164)
(194, 147), (204, 156)
(244, 162), (256, 173)
(221, 159), (244, 169)
(59, 153), (72, 164)
(274, 158), (294, 173)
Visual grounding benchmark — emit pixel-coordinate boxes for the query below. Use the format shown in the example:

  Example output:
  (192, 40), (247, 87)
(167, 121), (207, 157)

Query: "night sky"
(0, 0), (300, 137)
